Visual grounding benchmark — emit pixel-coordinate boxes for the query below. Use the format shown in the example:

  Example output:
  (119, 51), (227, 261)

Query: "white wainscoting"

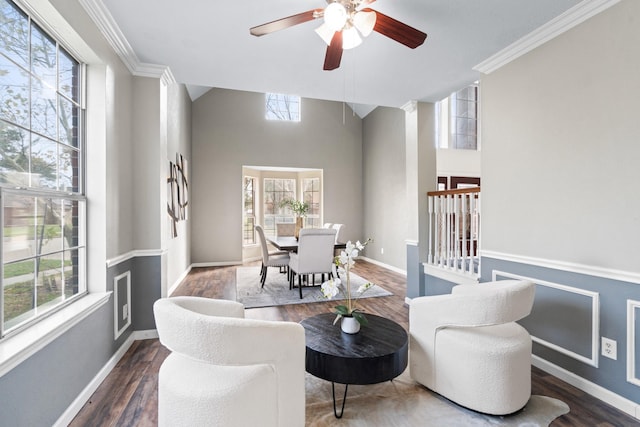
(493, 270), (600, 368)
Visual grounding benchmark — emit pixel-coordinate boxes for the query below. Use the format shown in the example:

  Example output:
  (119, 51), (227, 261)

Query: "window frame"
(0, 0), (87, 339)
(242, 176), (256, 245)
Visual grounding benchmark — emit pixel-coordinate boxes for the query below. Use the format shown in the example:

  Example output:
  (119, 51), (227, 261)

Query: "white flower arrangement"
(321, 238), (373, 326)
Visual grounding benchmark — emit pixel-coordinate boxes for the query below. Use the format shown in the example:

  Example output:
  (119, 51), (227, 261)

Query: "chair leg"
(260, 266), (267, 288)
(299, 274), (303, 299)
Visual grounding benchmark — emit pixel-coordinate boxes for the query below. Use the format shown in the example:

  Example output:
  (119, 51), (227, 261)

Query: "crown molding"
(78, 0), (175, 85)
(401, 100), (417, 113)
(473, 0), (621, 74)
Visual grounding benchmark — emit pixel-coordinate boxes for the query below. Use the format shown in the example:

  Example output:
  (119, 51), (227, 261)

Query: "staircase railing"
(426, 187), (480, 277)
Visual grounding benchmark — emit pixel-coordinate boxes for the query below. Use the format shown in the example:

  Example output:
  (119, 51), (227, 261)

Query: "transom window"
(265, 93), (300, 122)
(437, 83), (479, 150)
(0, 0), (86, 337)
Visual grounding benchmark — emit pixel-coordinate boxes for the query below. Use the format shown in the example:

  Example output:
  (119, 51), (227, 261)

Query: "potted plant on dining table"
(279, 198), (309, 239)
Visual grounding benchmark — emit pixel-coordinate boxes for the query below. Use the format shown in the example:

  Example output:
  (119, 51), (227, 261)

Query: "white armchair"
(154, 296), (305, 427)
(409, 280), (535, 415)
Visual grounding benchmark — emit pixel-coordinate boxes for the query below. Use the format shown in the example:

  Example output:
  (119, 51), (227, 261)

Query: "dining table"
(267, 235), (347, 252)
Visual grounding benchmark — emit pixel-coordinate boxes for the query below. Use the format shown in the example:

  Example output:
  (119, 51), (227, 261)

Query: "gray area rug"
(306, 370), (570, 426)
(236, 266), (393, 308)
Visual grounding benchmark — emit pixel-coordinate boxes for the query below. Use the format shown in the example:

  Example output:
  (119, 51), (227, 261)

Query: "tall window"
(437, 83), (479, 150)
(263, 178), (295, 237)
(243, 176), (256, 245)
(265, 93), (300, 122)
(0, 0), (86, 336)
(303, 178), (320, 228)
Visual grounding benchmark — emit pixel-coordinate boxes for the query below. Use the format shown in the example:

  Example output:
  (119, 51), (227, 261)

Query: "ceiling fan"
(250, 0), (427, 71)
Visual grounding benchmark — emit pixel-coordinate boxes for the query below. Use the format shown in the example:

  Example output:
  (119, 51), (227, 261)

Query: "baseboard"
(191, 261), (243, 268)
(359, 256), (406, 276)
(532, 355), (640, 420)
(168, 265), (192, 296)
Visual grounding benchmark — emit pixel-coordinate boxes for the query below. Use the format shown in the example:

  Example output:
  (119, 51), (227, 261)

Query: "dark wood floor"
(70, 261), (640, 426)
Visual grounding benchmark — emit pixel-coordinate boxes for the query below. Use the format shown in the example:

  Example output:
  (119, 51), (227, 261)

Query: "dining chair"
(288, 228), (337, 299)
(255, 225), (290, 288)
(276, 222), (295, 237)
(332, 223), (346, 243)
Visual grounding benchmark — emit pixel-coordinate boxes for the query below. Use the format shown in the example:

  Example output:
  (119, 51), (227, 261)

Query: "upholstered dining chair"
(154, 296), (306, 427)
(332, 223), (346, 243)
(256, 224), (290, 288)
(288, 228), (337, 299)
(276, 222), (295, 237)
(409, 280), (536, 415)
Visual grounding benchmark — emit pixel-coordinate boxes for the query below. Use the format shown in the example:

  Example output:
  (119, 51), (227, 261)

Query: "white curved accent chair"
(409, 280), (535, 415)
(289, 228), (336, 299)
(256, 224), (290, 287)
(154, 297), (306, 427)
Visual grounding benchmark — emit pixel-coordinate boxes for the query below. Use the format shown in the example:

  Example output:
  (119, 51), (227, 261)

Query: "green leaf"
(353, 311), (368, 326)
(334, 305), (350, 316)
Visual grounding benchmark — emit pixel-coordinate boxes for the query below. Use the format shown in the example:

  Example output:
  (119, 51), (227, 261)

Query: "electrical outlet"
(122, 304), (128, 321)
(601, 337), (617, 360)
(381, 247), (384, 255)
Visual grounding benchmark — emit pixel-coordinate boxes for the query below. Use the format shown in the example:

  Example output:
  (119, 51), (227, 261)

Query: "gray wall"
(0, 1), (192, 425)
(362, 106), (407, 271)
(480, 0), (640, 405)
(191, 88), (363, 264)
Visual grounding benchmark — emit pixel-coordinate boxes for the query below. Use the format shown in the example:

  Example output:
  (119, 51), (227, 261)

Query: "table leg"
(331, 382), (349, 419)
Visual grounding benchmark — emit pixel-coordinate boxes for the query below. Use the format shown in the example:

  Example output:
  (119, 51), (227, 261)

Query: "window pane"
(30, 22), (56, 87)
(58, 49), (78, 102)
(4, 259), (36, 329)
(0, 121), (30, 185)
(34, 197), (63, 256)
(31, 135), (58, 189)
(58, 95), (78, 147)
(64, 248), (82, 298)
(59, 144), (78, 192)
(63, 199), (84, 249)
(0, 55), (29, 127)
(0, 0), (28, 68)
(3, 193), (34, 262)
(31, 76), (58, 139)
(36, 252), (63, 311)
(265, 93), (301, 122)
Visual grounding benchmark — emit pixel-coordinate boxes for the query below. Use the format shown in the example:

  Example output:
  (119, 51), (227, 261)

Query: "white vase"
(341, 316), (360, 334)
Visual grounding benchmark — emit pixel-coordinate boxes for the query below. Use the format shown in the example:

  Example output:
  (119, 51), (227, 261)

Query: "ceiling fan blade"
(365, 8), (427, 49)
(323, 31), (343, 70)
(250, 10), (321, 36)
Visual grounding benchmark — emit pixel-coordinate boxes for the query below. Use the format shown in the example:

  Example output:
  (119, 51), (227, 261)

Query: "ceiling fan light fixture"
(352, 11), (376, 37)
(324, 2), (348, 31)
(342, 26), (362, 50)
(314, 23), (335, 46)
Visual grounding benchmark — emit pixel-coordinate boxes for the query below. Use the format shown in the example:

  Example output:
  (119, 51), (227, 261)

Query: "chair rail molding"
(106, 249), (167, 268)
(482, 250), (640, 285)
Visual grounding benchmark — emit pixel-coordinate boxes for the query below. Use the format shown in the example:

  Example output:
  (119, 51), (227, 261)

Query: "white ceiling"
(97, 0), (584, 116)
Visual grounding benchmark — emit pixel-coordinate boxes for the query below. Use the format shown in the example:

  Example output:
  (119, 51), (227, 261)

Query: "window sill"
(0, 292), (111, 378)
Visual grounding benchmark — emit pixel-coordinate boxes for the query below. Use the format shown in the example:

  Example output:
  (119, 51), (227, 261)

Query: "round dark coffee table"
(300, 313), (408, 418)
